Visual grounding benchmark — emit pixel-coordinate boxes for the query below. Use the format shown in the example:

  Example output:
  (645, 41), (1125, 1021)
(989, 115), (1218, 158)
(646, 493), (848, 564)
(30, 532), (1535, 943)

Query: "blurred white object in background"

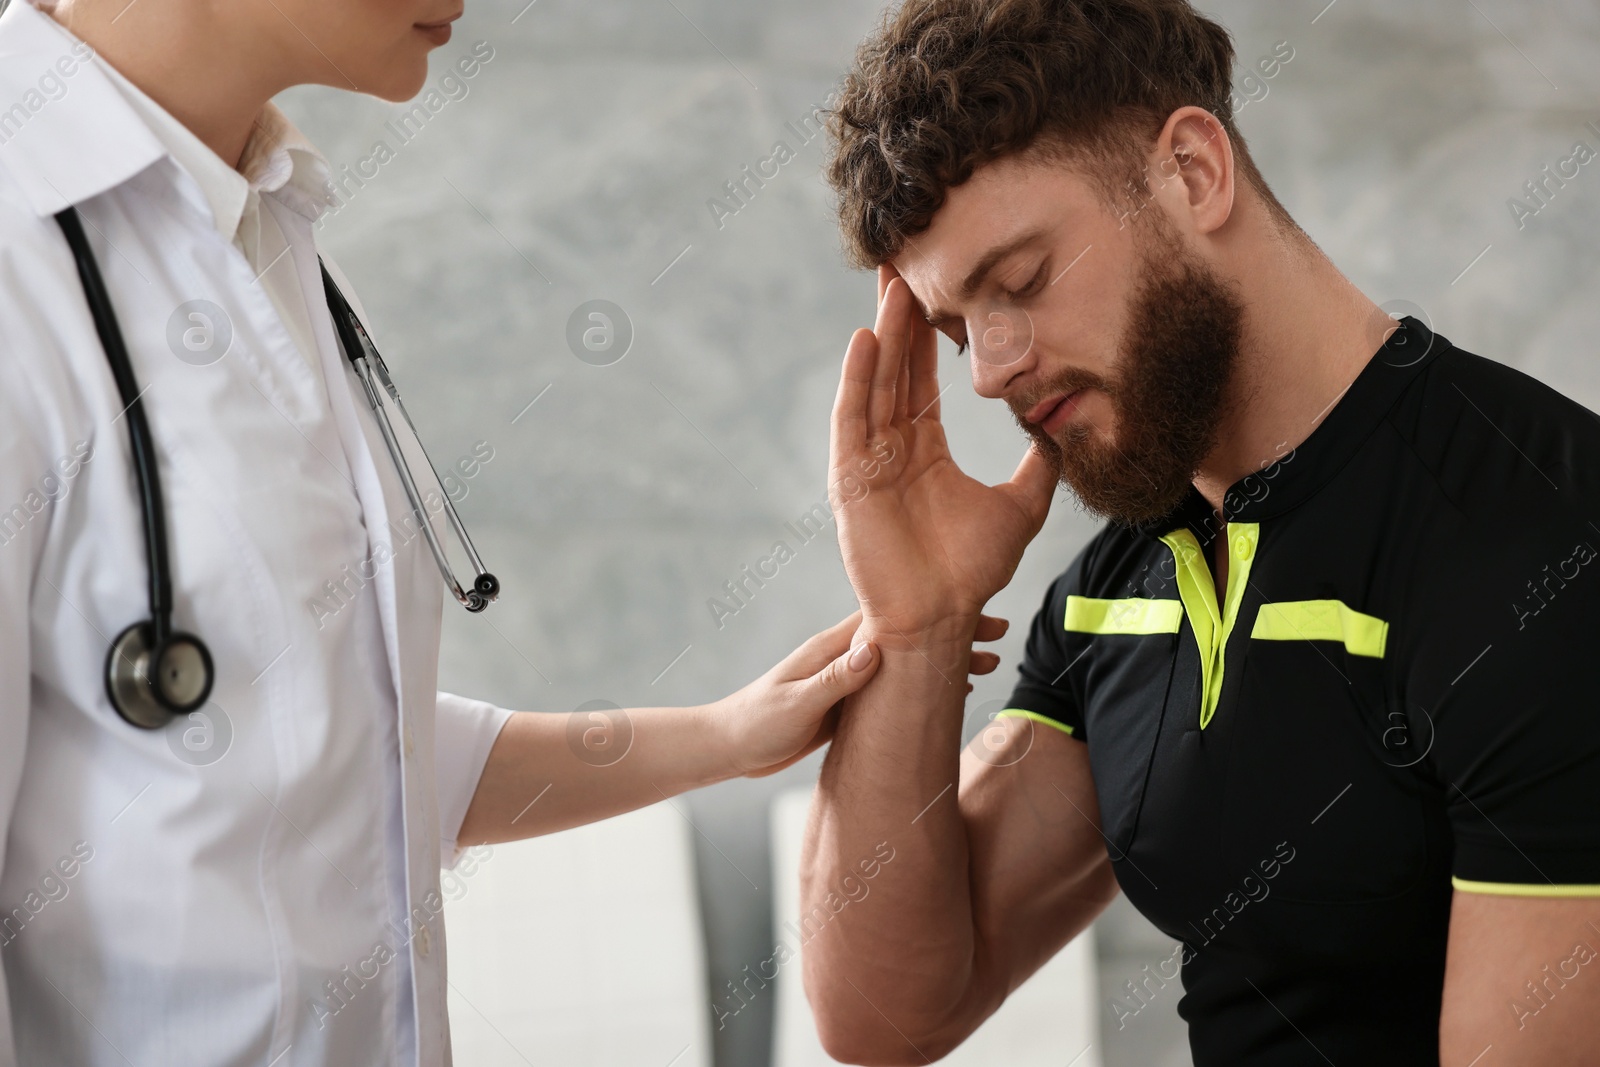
(769, 787), (1103, 1067)
(445, 800), (711, 1067)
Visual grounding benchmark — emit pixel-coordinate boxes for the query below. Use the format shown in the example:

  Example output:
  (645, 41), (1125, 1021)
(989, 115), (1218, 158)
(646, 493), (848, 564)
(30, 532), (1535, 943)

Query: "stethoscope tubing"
(319, 263), (497, 611)
(55, 205), (175, 646)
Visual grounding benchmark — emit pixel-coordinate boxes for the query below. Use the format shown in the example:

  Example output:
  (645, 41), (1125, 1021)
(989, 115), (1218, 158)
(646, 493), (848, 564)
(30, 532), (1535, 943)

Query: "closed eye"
(1002, 259), (1050, 302)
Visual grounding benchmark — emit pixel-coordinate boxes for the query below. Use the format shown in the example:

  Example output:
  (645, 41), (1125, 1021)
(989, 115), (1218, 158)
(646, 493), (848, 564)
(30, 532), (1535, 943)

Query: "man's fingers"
(896, 336), (913, 421)
(974, 614), (1010, 642)
(831, 329), (877, 463)
(875, 262), (938, 421)
(905, 315), (941, 423)
(877, 261), (906, 305)
(969, 650), (1000, 675)
(868, 278), (913, 435)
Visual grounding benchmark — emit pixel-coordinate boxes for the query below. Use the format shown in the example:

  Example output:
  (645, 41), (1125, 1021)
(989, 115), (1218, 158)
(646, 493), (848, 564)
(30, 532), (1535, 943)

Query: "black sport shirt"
(1003, 317), (1600, 1064)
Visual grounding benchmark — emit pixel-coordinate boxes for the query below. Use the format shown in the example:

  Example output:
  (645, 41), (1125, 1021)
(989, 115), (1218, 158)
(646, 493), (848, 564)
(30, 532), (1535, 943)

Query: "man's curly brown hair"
(826, 0), (1294, 268)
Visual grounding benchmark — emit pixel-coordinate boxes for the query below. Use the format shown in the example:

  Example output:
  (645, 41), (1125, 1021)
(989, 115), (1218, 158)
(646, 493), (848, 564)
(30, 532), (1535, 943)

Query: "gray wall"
(278, 1), (1600, 1064)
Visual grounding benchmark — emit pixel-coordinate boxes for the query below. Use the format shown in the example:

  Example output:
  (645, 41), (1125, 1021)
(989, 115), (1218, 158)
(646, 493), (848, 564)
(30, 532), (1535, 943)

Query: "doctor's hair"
(824, 0), (1297, 268)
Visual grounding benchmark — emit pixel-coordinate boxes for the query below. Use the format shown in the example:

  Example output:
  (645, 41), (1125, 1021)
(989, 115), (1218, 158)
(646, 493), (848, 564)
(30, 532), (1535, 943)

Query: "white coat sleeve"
(433, 690), (514, 869)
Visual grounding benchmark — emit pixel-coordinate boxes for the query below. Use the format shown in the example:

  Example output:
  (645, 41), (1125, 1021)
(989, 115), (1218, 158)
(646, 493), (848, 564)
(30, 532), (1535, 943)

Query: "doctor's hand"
(714, 609), (1009, 777)
(830, 266), (1056, 645)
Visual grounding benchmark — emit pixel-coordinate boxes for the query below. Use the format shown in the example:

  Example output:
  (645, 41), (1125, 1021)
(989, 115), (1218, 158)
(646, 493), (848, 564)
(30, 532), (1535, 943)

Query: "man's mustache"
(1007, 367), (1115, 432)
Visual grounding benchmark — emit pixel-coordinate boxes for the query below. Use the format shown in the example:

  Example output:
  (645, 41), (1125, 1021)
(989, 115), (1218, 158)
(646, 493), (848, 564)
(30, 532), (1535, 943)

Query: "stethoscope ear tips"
(105, 622), (216, 730)
(463, 572), (500, 612)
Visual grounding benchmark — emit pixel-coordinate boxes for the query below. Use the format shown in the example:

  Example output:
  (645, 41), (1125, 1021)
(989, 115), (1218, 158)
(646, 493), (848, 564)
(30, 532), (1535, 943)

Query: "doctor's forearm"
(455, 705), (740, 845)
(457, 612), (882, 845)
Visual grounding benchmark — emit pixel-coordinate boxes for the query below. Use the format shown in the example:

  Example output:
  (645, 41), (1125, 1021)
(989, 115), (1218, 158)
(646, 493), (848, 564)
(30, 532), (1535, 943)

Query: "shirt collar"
(95, 54), (335, 241)
(0, 0), (335, 228)
(1136, 315), (1449, 540)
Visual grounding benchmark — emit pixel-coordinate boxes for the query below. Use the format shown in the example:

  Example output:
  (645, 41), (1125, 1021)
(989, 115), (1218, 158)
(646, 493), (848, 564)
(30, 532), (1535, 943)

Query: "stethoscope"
(54, 205), (499, 730)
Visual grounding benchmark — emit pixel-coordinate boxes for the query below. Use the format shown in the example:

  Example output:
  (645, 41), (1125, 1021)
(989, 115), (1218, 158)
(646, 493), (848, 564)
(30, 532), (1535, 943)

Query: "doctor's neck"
(41, 0), (444, 170)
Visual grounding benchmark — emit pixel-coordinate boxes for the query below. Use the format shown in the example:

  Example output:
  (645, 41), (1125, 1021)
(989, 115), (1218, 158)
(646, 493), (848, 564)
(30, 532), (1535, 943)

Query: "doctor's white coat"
(0, 2), (513, 1063)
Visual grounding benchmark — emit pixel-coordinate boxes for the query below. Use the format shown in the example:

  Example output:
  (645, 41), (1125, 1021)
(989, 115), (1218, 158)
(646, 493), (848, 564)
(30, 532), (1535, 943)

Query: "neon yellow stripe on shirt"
(1251, 599), (1389, 658)
(1063, 595), (1183, 636)
(1452, 877), (1600, 898)
(996, 709), (1076, 736)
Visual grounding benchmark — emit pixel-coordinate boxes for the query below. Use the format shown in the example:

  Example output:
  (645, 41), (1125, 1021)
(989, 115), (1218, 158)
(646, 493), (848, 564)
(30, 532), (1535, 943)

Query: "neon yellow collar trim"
(1159, 523), (1259, 729)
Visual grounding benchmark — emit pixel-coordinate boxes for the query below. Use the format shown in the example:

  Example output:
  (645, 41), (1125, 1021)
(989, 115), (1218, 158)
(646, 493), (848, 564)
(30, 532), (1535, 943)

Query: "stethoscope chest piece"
(106, 622), (215, 730)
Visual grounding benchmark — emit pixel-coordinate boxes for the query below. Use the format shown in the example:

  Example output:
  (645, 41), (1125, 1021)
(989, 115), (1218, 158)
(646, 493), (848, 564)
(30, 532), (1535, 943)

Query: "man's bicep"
(957, 719), (1115, 1011)
(1441, 892), (1600, 1064)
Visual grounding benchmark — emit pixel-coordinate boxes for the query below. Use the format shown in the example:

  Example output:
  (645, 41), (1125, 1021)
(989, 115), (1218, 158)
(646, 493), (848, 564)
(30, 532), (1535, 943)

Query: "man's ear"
(1152, 106), (1236, 236)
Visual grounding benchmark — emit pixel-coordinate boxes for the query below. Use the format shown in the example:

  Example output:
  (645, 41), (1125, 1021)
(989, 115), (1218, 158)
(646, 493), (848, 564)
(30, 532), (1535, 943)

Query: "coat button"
(417, 923), (431, 958)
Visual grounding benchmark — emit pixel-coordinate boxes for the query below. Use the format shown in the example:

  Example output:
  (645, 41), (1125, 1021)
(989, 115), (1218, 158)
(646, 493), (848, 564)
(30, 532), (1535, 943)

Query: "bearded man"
(799, 1), (1600, 1064)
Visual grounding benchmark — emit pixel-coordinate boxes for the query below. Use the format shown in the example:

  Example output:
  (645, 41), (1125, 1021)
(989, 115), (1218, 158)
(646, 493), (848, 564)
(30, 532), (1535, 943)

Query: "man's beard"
(1012, 242), (1245, 527)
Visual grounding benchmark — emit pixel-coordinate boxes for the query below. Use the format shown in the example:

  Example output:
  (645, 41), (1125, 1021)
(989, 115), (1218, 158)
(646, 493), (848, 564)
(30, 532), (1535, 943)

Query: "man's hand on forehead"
(826, 263), (1056, 643)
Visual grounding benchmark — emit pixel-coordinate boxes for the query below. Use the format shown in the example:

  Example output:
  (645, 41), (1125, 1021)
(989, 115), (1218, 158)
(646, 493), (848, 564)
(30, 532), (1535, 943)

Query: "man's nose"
(967, 306), (1037, 399)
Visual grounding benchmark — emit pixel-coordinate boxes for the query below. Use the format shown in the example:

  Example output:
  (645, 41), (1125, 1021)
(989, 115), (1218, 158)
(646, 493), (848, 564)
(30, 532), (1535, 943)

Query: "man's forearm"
(803, 614), (983, 1052)
(457, 704), (737, 845)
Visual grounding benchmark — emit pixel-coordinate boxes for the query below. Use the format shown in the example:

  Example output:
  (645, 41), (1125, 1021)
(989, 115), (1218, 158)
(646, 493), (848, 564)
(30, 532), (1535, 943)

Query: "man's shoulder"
(1388, 339), (1600, 518)
(1417, 342), (1600, 429)
(1378, 339), (1600, 670)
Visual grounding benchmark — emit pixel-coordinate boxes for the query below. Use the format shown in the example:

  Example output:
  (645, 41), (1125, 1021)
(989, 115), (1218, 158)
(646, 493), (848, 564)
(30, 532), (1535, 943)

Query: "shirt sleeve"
(433, 690), (514, 870)
(1424, 538), (1600, 895)
(1001, 548), (1092, 743)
